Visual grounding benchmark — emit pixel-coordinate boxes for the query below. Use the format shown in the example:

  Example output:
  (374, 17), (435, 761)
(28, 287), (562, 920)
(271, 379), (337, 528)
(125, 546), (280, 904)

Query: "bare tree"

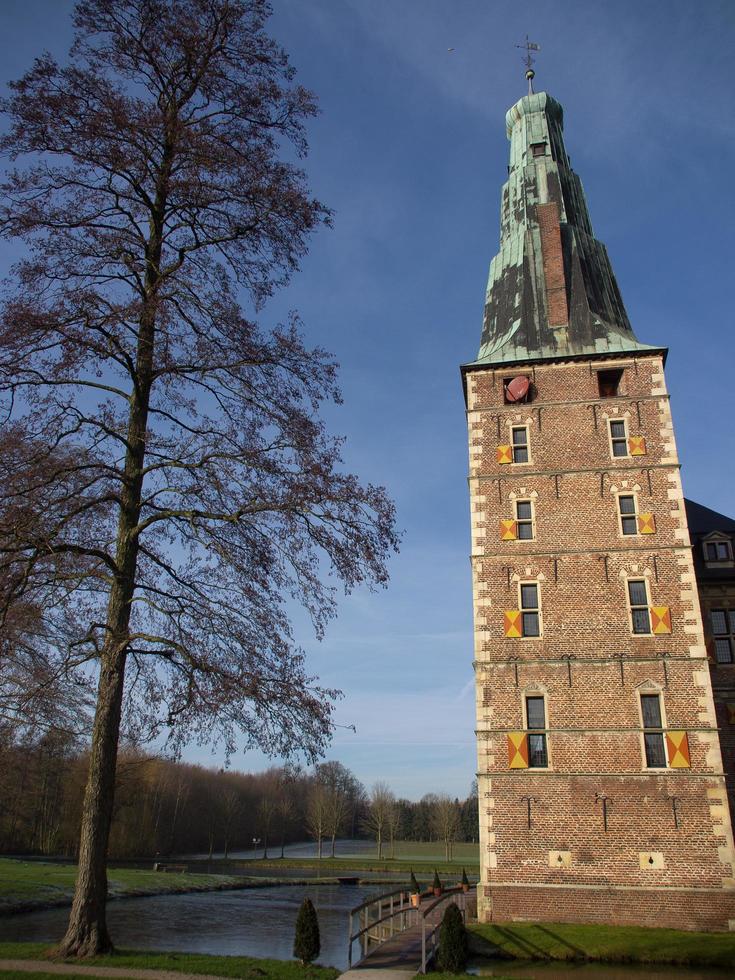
(315, 760), (362, 858)
(305, 781), (328, 860)
(0, 0), (397, 956)
(429, 794), (461, 861)
(257, 794), (277, 859)
(363, 781), (395, 859)
(387, 798), (401, 859)
(220, 785), (242, 860)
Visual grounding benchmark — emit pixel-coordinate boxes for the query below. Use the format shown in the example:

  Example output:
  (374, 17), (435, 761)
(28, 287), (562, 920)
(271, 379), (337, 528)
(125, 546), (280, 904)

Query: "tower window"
(710, 609), (735, 664)
(512, 426), (529, 463)
(628, 579), (651, 634)
(531, 142), (547, 157)
(618, 494), (638, 536)
(525, 695), (548, 767)
(640, 693), (667, 768)
(609, 419), (628, 458)
(516, 500), (534, 539)
(520, 582), (540, 637)
(598, 368), (623, 398)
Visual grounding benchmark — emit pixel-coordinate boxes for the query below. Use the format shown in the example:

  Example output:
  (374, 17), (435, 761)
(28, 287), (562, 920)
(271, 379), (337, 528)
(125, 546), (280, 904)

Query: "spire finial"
(516, 35), (540, 95)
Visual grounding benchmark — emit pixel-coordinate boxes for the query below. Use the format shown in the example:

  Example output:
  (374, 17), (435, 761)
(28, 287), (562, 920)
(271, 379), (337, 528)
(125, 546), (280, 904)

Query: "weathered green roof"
(466, 92), (661, 369)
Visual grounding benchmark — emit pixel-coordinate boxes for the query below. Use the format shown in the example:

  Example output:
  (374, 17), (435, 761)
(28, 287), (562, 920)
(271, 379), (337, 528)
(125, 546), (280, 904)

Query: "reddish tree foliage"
(0, 0), (398, 955)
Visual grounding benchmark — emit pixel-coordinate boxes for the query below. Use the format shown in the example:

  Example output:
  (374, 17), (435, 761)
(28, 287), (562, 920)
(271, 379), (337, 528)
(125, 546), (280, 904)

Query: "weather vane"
(516, 35), (541, 94)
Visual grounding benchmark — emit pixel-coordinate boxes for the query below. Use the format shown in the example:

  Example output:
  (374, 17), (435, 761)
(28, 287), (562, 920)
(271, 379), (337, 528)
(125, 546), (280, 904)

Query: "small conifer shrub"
(293, 897), (320, 965)
(432, 869), (442, 893)
(410, 870), (420, 894)
(436, 902), (468, 973)
(461, 867), (470, 889)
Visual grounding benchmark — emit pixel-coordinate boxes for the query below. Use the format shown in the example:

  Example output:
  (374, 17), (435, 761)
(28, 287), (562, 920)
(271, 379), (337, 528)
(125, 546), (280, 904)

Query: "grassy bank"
(0, 858), (258, 915)
(471, 920), (735, 970)
(0, 943), (339, 980)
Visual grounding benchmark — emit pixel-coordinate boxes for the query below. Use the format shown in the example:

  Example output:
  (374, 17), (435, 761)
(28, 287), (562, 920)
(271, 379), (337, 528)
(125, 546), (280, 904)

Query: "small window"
(520, 582), (540, 637)
(512, 426), (529, 463)
(641, 693), (666, 768)
(705, 540), (732, 562)
(628, 579), (651, 634)
(598, 368), (623, 398)
(609, 419), (628, 458)
(711, 609), (734, 664)
(516, 500), (534, 540)
(526, 695), (548, 767)
(618, 494), (637, 536)
(531, 142), (547, 158)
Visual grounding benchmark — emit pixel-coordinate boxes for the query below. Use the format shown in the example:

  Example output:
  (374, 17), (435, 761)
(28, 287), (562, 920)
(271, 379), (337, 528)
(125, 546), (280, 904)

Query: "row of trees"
(0, 729), (477, 860)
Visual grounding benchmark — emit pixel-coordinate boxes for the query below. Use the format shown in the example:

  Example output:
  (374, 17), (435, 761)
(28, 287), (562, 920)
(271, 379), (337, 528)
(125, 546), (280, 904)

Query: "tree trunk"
(56, 644), (128, 955)
(263, 832), (268, 859)
(56, 196), (163, 952)
(330, 832), (336, 858)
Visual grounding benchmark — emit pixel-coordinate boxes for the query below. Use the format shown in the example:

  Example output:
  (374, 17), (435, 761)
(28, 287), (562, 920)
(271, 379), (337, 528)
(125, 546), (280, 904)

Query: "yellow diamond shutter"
(628, 436), (647, 455)
(650, 606), (672, 634)
(638, 513), (656, 534)
(499, 519), (518, 540)
(507, 732), (529, 768)
(666, 731), (691, 768)
(504, 610), (522, 637)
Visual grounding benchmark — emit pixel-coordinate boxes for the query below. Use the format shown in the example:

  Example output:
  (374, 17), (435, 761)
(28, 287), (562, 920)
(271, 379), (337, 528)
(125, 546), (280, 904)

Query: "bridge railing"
(419, 886), (468, 974)
(347, 887), (417, 968)
(346, 885), (470, 971)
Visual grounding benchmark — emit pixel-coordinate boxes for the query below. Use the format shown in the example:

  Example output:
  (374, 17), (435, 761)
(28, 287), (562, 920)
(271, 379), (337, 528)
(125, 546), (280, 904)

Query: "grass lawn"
(0, 859), (250, 913)
(0, 943), (339, 980)
(471, 920), (735, 970)
(239, 841), (480, 876)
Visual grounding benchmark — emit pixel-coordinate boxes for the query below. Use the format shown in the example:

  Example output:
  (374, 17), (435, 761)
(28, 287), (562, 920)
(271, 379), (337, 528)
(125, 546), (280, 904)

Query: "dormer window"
(703, 536), (733, 564)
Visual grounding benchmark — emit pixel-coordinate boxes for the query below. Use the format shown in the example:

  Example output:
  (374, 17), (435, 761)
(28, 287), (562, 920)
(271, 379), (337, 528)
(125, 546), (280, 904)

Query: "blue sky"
(1, 1), (734, 800)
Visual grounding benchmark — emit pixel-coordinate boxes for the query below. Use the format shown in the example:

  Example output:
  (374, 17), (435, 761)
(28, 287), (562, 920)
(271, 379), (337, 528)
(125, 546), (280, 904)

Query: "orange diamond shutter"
(499, 519), (518, 540)
(650, 606), (672, 634)
(497, 444), (512, 464)
(508, 732), (529, 768)
(665, 731), (691, 768)
(638, 512), (656, 534)
(629, 436), (647, 455)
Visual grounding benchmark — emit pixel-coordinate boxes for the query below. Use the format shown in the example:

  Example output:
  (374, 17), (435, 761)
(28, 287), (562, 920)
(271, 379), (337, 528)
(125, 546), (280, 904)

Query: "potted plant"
(460, 867), (470, 893)
(432, 869), (443, 896)
(409, 870), (420, 907)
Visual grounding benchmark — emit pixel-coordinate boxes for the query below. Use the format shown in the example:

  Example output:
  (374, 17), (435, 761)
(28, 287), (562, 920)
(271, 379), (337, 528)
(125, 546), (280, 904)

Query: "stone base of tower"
(478, 884), (735, 932)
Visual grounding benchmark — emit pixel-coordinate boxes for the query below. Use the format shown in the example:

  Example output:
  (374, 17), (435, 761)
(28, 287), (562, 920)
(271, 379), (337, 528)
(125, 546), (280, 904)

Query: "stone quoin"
(462, 89), (735, 931)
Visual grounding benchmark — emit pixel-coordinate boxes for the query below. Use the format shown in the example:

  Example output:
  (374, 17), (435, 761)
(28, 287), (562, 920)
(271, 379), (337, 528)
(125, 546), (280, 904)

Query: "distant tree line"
(0, 728), (478, 859)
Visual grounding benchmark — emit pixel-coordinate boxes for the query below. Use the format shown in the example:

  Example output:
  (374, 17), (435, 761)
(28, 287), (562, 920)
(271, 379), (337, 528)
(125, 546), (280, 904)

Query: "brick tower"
(463, 89), (735, 930)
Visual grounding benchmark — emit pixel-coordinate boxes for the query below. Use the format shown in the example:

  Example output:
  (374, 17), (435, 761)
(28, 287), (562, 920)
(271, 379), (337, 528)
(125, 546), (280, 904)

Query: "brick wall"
(465, 353), (735, 930)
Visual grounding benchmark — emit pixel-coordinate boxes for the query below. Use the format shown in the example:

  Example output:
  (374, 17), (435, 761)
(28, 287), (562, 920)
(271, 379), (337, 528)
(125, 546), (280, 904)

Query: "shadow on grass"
(489, 925), (551, 960)
(535, 923), (586, 958)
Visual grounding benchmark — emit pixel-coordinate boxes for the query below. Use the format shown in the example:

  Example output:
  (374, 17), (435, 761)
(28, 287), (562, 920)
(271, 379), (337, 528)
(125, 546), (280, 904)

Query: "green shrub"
(409, 870), (420, 894)
(432, 869), (442, 891)
(436, 903), (468, 973)
(461, 868), (469, 887)
(293, 897), (320, 965)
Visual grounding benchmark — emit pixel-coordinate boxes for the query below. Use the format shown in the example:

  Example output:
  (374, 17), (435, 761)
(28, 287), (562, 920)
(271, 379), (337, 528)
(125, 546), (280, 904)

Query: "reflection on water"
(469, 956), (733, 979)
(0, 883), (381, 970)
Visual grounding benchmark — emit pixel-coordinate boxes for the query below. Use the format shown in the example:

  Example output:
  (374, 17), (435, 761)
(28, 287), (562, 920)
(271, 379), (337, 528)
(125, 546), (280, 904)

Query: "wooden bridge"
(343, 886), (472, 976)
